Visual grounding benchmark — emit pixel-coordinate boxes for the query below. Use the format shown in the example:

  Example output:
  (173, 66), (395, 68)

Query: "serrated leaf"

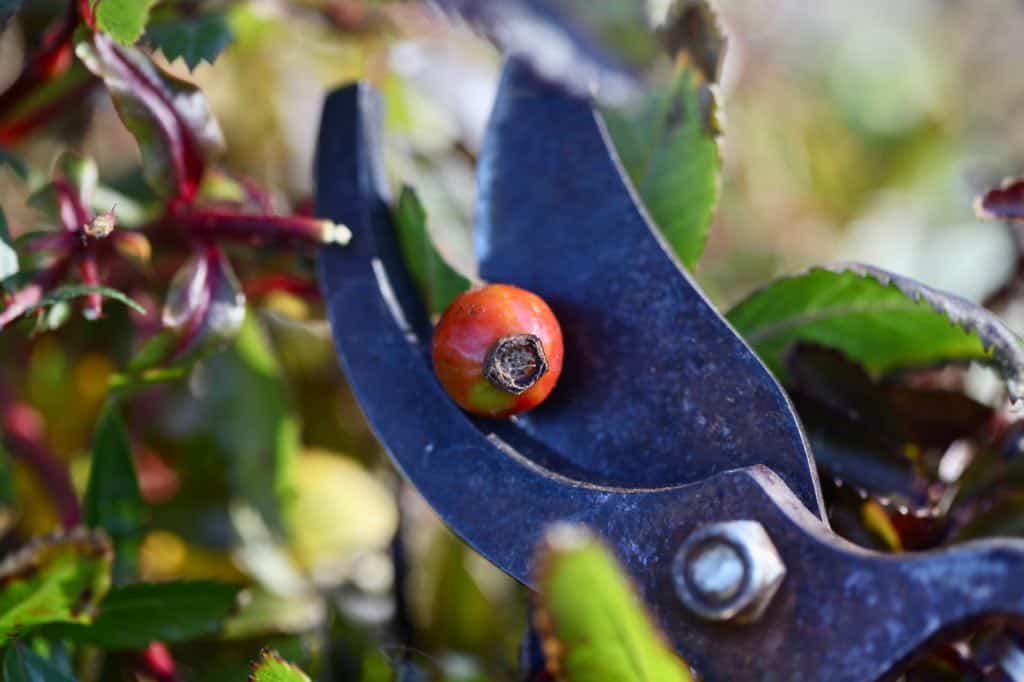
(76, 34), (224, 200)
(94, 0), (158, 46)
(3, 641), (77, 682)
(728, 263), (1024, 402)
(249, 649), (311, 682)
(534, 525), (692, 682)
(394, 186), (472, 316)
(46, 580), (240, 648)
(22, 285), (146, 317)
(84, 404), (144, 584)
(604, 65), (720, 269)
(0, 528), (113, 642)
(147, 13), (234, 70)
(1, 209), (18, 281)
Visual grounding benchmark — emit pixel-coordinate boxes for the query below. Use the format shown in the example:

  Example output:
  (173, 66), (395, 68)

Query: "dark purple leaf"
(163, 245), (245, 354)
(785, 344), (991, 511)
(976, 177), (1024, 221)
(76, 34), (224, 200)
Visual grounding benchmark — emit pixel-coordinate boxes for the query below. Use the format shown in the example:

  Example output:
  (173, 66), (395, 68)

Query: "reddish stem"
(170, 208), (334, 246)
(52, 178), (91, 233)
(78, 251), (103, 319)
(0, 77), (98, 145)
(0, 2), (79, 118)
(0, 396), (81, 528)
(77, 0), (96, 30)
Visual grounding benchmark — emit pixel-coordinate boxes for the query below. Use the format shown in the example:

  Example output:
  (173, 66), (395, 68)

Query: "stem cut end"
(319, 220), (352, 245)
(484, 334), (548, 395)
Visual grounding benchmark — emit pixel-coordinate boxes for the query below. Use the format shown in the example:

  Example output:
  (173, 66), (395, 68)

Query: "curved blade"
(476, 59), (823, 516)
(315, 81), (1024, 682)
(313, 82), (692, 583)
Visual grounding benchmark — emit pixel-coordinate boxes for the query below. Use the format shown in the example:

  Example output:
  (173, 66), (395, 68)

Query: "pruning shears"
(314, 59), (1024, 681)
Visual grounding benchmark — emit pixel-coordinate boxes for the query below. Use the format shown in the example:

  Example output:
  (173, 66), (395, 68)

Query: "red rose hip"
(432, 284), (564, 417)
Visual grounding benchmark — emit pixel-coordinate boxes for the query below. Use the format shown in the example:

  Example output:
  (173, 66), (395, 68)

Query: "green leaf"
(22, 285), (147, 318)
(604, 65), (720, 269)
(147, 13), (234, 70)
(421, 533), (500, 656)
(249, 649), (311, 682)
(2, 641), (77, 682)
(84, 404), (144, 584)
(0, 529), (113, 642)
(0, 209), (18, 281)
(94, 0), (158, 46)
(47, 580), (240, 649)
(727, 264), (1024, 401)
(200, 316), (298, 536)
(393, 186), (472, 316)
(1, 269), (37, 295)
(534, 525), (692, 682)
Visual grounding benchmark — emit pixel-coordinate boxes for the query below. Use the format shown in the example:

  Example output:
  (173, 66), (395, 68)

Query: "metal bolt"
(672, 520), (786, 623)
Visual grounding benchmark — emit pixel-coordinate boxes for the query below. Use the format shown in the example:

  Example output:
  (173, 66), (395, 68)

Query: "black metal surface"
(314, 77), (1024, 682)
(476, 60), (823, 516)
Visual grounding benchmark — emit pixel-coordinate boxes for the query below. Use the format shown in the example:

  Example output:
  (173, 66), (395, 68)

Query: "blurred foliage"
(0, 529), (111, 642)
(533, 525), (692, 681)
(251, 648), (312, 682)
(2, 0), (1024, 680)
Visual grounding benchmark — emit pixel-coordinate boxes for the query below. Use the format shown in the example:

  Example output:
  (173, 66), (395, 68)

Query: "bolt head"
(672, 520), (786, 623)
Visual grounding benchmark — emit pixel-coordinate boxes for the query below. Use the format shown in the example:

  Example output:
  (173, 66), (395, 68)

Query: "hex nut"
(672, 520), (786, 623)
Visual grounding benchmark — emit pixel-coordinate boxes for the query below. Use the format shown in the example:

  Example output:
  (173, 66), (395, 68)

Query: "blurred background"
(4, 0), (1024, 679)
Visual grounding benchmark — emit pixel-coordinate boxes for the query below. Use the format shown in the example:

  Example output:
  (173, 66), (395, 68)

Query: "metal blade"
(476, 59), (824, 517)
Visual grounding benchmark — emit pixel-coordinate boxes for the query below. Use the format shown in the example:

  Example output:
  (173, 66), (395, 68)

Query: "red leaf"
(976, 177), (1024, 221)
(76, 34), (224, 201)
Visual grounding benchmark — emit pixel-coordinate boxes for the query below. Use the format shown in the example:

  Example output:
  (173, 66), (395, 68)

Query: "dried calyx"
(484, 333), (549, 394)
